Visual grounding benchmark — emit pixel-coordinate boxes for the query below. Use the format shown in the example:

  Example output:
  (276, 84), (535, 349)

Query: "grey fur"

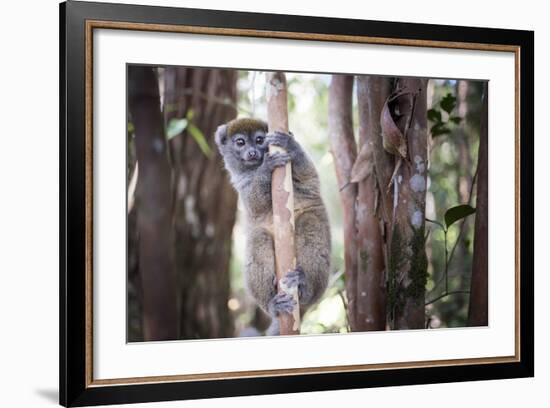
(215, 119), (331, 333)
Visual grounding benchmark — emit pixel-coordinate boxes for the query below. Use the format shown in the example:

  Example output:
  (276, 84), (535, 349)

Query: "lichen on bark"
(387, 224), (405, 321)
(406, 226), (428, 303)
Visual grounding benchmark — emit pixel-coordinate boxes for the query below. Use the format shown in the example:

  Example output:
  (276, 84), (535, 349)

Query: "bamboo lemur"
(215, 118), (331, 334)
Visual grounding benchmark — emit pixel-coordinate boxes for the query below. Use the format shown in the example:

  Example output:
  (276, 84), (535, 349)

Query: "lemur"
(215, 118), (331, 335)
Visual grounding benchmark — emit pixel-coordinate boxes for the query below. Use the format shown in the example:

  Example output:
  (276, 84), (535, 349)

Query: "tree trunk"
(357, 77), (395, 235)
(388, 77), (429, 330)
(127, 115), (142, 341)
(266, 72), (300, 335)
(358, 76), (428, 330)
(165, 67), (238, 339)
(357, 76), (395, 330)
(128, 65), (179, 341)
(355, 78), (388, 331)
(328, 75), (358, 329)
(468, 83), (488, 326)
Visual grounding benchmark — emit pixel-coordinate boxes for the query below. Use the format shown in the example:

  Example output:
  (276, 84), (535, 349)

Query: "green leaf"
(188, 123), (212, 157)
(427, 108), (442, 123)
(449, 116), (462, 125)
(430, 123), (451, 137)
(444, 204), (476, 229)
(166, 118), (188, 140)
(440, 93), (456, 114)
(127, 122), (134, 134)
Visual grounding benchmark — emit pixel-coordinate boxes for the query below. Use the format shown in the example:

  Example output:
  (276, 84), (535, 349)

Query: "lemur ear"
(214, 124), (228, 146)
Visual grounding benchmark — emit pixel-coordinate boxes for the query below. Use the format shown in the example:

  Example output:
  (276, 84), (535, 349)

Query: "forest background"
(126, 66), (486, 342)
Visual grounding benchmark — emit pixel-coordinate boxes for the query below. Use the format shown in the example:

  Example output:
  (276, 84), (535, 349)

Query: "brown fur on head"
(215, 118), (268, 146)
(227, 118), (267, 137)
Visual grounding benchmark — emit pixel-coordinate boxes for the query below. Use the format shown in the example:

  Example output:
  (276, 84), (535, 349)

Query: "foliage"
(187, 123), (211, 157)
(166, 110), (212, 157)
(444, 204), (476, 230)
(428, 204), (476, 233)
(425, 203), (476, 320)
(424, 79), (483, 327)
(166, 118), (187, 139)
(428, 92), (462, 137)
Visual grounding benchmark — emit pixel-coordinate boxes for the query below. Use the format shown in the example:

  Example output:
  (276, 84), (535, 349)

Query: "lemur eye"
(235, 138), (245, 147)
(255, 136), (264, 144)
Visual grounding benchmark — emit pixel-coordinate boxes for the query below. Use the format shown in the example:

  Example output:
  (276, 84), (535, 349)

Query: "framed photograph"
(60, 1), (534, 406)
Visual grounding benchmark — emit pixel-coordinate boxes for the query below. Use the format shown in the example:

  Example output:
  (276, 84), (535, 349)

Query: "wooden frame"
(60, 1), (534, 406)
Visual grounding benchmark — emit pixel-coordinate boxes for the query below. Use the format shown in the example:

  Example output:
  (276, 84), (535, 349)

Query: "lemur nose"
(248, 150), (257, 159)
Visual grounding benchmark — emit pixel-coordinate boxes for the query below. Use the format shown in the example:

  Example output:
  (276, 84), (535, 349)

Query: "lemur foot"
(266, 131), (292, 150)
(268, 292), (296, 316)
(281, 266), (306, 301)
(265, 151), (291, 170)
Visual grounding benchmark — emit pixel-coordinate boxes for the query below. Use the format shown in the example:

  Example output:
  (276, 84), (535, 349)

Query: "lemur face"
(215, 118), (269, 172)
(230, 129), (267, 167)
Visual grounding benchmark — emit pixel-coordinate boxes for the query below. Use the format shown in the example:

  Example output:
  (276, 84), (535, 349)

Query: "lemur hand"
(266, 131), (293, 150)
(264, 151), (291, 171)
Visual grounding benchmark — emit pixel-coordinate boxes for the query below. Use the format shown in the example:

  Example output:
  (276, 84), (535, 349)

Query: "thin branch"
(426, 218), (445, 231)
(447, 167), (479, 264)
(427, 167), (479, 295)
(164, 88), (240, 114)
(251, 71), (257, 117)
(444, 230), (449, 293)
(425, 290), (470, 306)
(338, 290), (351, 332)
(328, 269), (345, 288)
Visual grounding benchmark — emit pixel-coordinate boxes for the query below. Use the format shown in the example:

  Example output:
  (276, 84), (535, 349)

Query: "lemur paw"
(265, 151), (291, 170)
(268, 292), (296, 316)
(266, 131), (292, 150)
(283, 266), (308, 303)
(281, 266), (305, 288)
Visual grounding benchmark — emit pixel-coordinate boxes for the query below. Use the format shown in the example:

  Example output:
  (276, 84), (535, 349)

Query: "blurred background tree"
(128, 66), (239, 340)
(127, 67), (486, 341)
(128, 65), (178, 341)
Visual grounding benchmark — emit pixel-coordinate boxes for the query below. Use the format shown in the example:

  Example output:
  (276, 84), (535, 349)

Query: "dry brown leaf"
(380, 93), (408, 159)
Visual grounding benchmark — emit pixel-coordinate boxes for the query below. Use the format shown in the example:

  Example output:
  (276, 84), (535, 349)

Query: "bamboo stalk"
(266, 72), (300, 335)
